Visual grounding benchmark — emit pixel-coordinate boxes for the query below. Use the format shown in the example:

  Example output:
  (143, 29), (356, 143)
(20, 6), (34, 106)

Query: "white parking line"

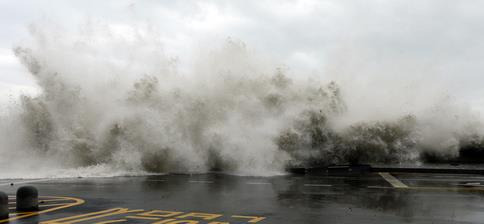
(304, 184), (332, 187)
(379, 172), (409, 188)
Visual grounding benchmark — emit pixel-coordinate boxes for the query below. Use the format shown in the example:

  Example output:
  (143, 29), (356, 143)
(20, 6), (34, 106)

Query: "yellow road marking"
(41, 208), (143, 224)
(40, 198), (76, 202)
(126, 215), (160, 220)
(42, 207), (268, 224)
(9, 202), (74, 210)
(177, 212), (223, 220)
(41, 208), (123, 224)
(231, 215), (266, 223)
(9, 197), (75, 204)
(152, 219), (176, 224)
(138, 210), (183, 218)
(38, 203), (74, 208)
(0, 196), (85, 223)
(95, 219), (127, 224)
(379, 172), (408, 188)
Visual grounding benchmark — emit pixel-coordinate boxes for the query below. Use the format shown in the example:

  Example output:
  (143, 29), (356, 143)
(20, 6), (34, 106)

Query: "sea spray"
(1, 23), (484, 178)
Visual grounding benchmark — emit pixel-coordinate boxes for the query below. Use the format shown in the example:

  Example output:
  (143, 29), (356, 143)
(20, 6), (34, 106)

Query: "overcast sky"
(1, 0), (484, 111)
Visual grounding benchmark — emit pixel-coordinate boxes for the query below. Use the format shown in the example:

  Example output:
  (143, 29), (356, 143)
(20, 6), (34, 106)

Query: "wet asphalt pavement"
(1, 172), (484, 223)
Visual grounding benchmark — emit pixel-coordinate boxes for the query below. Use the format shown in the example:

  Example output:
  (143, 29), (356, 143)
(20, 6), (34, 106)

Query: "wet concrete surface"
(1, 173), (484, 223)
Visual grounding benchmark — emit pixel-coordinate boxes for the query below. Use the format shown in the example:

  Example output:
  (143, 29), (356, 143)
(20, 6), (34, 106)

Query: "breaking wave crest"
(1, 23), (484, 178)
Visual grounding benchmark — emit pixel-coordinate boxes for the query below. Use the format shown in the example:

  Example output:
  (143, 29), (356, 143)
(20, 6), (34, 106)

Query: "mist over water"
(1, 23), (484, 178)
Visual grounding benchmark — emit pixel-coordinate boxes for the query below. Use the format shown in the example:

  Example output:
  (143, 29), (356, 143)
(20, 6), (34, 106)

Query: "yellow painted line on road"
(0, 196), (85, 223)
(8, 203), (74, 210)
(41, 208), (144, 224)
(379, 172), (409, 188)
(126, 215), (161, 220)
(231, 215), (266, 223)
(95, 219), (127, 224)
(42, 207), (268, 223)
(40, 198), (77, 202)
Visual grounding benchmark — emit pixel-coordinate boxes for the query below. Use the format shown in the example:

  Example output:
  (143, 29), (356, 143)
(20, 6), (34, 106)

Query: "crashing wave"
(1, 23), (483, 178)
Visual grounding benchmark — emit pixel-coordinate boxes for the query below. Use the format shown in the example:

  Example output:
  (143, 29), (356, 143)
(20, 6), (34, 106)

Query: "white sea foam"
(1, 22), (483, 178)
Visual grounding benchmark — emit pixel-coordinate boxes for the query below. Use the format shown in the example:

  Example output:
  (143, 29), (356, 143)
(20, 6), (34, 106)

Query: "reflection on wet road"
(1, 173), (484, 223)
